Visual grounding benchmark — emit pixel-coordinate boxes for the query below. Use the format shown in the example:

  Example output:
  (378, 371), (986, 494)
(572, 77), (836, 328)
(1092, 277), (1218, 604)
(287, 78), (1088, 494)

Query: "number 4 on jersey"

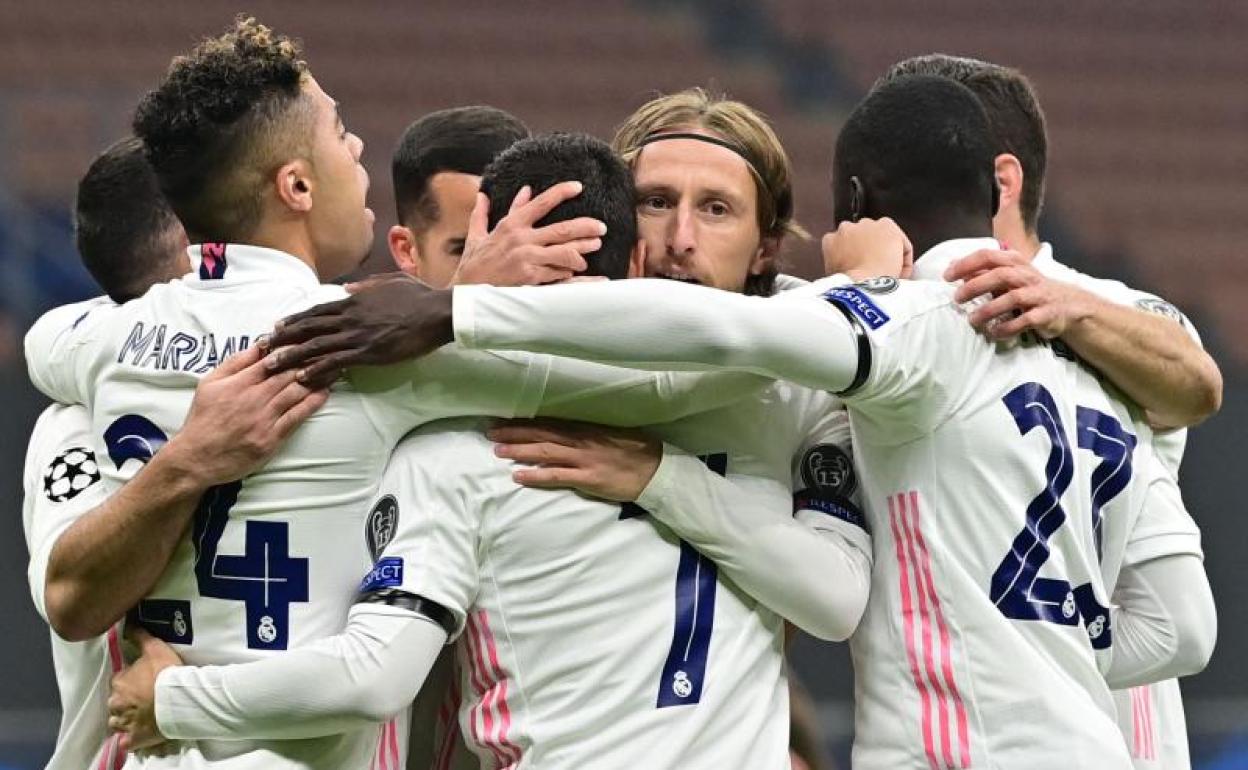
(104, 413), (309, 651)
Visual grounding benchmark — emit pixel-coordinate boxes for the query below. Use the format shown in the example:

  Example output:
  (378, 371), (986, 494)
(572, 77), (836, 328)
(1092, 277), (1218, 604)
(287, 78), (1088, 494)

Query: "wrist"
(1060, 286), (1107, 337)
(416, 289), (456, 349)
(150, 437), (219, 497)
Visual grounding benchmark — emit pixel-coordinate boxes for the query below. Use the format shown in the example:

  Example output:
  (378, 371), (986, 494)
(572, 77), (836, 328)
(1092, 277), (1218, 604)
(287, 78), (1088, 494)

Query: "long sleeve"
(156, 604), (447, 741)
(1103, 554), (1216, 689)
(452, 279), (863, 393)
(635, 445), (871, 641)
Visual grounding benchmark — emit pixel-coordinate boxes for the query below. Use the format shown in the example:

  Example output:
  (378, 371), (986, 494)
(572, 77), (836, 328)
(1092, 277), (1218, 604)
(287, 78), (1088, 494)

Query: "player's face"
(410, 171), (479, 288)
(305, 77), (374, 278)
(633, 134), (767, 294)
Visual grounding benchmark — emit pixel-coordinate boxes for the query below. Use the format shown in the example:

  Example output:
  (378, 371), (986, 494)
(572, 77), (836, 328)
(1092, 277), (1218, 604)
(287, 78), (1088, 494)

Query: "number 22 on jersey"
(103, 414), (309, 650)
(989, 383), (1136, 649)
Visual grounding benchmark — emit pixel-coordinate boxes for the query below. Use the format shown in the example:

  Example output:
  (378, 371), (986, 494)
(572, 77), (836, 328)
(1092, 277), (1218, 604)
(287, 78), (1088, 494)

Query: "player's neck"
(244, 221), (323, 278)
(993, 217), (1042, 260)
(904, 214), (994, 259)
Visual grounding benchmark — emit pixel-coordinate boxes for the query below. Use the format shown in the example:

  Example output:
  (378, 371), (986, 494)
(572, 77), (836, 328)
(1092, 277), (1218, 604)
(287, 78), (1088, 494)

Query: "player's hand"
(945, 249), (1095, 339)
(108, 627), (181, 751)
(489, 419), (661, 502)
(453, 182), (604, 287)
(821, 217), (913, 281)
(262, 274), (455, 387)
(163, 345), (329, 488)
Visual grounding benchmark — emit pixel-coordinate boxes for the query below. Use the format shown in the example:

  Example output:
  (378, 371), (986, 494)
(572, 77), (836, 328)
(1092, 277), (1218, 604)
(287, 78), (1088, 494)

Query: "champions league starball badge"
(43, 446), (101, 502)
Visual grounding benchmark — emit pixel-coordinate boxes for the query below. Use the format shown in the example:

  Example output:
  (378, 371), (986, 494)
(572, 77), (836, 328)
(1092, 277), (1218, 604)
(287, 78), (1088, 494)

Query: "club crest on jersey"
(672, 670), (693, 699)
(43, 446), (100, 502)
(854, 276), (899, 294)
(801, 444), (857, 498)
(199, 242), (228, 280)
(822, 286), (890, 330)
(1135, 297), (1184, 324)
(366, 495), (399, 561)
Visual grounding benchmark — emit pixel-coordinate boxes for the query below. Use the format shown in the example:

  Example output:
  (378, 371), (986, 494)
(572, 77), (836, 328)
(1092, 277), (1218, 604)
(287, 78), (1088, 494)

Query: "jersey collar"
(186, 243), (321, 288)
(1032, 242), (1056, 268)
(911, 237), (1003, 283)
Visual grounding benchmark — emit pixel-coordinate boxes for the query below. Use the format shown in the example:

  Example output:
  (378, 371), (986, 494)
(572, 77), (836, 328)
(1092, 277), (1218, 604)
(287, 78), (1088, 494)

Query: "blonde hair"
(612, 88), (808, 243)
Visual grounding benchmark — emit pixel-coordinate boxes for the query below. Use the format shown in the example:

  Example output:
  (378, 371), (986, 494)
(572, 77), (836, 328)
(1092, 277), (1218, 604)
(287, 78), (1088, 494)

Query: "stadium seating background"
(0, 1), (1244, 767)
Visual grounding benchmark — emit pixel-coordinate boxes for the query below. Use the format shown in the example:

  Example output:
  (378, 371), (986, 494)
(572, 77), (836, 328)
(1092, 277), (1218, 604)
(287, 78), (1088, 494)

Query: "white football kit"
(146, 381), (870, 769)
(369, 388), (866, 769)
(1033, 243), (1202, 769)
(446, 237), (1211, 769)
(21, 243), (767, 770)
(22, 403), (125, 770)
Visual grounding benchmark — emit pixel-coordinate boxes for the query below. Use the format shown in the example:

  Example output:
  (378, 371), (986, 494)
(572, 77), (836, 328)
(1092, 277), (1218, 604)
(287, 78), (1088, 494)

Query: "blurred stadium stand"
(0, 1), (1244, 767)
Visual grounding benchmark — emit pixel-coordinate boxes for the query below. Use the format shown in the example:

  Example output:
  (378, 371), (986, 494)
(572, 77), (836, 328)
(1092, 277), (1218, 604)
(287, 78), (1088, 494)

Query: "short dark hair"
(75, 137), (185, 302)
(480, 133), (637, 280)
(132, 16), (313, 243)
(833, 75), (997, 230)
(392, 106), (529, 226)
(877, 54), (1048, 233)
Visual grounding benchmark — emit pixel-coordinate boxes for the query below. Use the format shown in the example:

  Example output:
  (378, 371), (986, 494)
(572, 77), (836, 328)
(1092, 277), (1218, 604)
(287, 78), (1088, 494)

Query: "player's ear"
(993, 153), (1023, 216)
(388, 225), (420, 278)
(275, 159), (314, 214)
(750, 234), (782, 276)
(848, 176), (866, 223)
(627, 239), (646, 279)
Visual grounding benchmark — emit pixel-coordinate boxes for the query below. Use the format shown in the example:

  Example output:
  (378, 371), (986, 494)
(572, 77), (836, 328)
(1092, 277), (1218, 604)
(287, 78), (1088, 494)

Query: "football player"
(268, 75), (1216, 770)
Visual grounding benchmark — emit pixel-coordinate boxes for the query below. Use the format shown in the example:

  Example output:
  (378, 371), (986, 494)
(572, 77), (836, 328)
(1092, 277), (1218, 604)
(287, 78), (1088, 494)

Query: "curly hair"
(133, 16), (314, 242)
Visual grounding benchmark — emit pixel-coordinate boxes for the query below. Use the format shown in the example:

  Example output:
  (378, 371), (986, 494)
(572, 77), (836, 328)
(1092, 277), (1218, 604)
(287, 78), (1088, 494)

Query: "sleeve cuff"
(154, 665), (207, 740)
(634, 443), (699, 514)
(451, 285), (484, 349)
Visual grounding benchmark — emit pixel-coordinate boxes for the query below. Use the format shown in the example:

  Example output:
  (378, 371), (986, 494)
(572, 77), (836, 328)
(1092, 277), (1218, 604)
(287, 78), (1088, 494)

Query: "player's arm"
(1104, 461), (1215, 688)
(45, 347), (327, 641)
(492, 418), (872, 641)
(946, 250), (1222, 428)
(353, 342), (771, 435)
(109, 427), (483, 748)
(108, 607), (447, 748)
(1105, 554), (1214, 689)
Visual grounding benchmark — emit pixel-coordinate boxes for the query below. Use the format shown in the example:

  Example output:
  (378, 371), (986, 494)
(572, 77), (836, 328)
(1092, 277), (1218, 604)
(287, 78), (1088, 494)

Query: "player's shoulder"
(815, 275), (959, 334)
(26, 404), (93, 471)
(1036, 247), (1194, 327)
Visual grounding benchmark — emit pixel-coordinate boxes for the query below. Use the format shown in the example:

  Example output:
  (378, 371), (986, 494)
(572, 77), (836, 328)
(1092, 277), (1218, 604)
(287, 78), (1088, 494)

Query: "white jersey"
(1033, 243), (1201, 770)
(22, 403), (126, 770)
(448, 238), (1199, 769)
(21, 243), (766, 770)
(366, 383), (864, 770)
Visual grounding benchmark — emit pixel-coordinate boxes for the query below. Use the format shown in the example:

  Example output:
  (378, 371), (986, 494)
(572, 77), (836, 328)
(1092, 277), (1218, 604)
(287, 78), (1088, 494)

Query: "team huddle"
(19, 16), (1220, 770)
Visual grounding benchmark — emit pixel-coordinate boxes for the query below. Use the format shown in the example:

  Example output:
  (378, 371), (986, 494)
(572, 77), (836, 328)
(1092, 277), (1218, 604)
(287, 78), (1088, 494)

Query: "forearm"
(636, 446), (871, 641)
(157, 606), (445, 741)
(1063, 295), (1221, 428)
(1105, 554), (1216, 689)
(453, 280), (861, 392)
(44, 441), (208, 641)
